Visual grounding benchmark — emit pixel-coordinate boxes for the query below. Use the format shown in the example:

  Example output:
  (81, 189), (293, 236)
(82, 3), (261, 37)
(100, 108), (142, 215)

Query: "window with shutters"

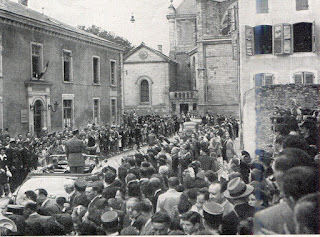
(254, 25), (273, 54)
(254, 73), (274, 87)
(247, 22), (315, 56)
(93, 56), (100, 84)
(296, 0), (308, 11)
(293, 72), (314, 84)
(256, 0), (268, 14)
(63, 50), (72, 82)
(293, 22), (313, 52)
(140, 80), (150, 103)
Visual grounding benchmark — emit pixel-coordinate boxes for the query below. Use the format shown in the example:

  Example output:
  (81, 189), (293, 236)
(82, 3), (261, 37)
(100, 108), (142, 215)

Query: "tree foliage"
(78, 25), (134, 54)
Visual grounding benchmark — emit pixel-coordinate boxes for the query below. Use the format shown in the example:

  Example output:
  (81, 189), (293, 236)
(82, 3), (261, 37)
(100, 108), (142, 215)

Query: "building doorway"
(180, 103), (189, 115)
(33, 100), (43, 137)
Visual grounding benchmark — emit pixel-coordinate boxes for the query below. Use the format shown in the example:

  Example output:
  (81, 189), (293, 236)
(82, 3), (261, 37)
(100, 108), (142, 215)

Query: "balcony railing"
(169, 90), (198, 100)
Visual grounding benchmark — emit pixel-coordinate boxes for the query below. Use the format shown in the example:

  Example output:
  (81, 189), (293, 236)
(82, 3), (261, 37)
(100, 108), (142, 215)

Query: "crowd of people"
(0, 111), (319, 235)
(0, 114), (181, 196)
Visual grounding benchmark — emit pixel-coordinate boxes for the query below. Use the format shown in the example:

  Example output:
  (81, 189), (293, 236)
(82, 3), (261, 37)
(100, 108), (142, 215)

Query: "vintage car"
(1, 154), (103, 215)
(37, 154), (103, 174)
(2, 172), (93, 215)
(181, 120), (200, 141)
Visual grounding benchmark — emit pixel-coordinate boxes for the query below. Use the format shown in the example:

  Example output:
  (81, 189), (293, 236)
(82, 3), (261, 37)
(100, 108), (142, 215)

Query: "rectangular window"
(63, 50), (72, 82)
(254, 73), (274, 87)
(63, 99), (73, 128)
(110, 98), (117, 124)
(93, 98), (100, 125)
(110, 60), (116, 86)
(193, 103), (197, 111)
(296, 0), (308, 11)
(256, 0), (268, 14)
(254, 25), (273, 54)
(31, 43), (43, 79)
(93, 56), (100, 84)
(294, 72), (314, 84)
(293, 22), (313, 52)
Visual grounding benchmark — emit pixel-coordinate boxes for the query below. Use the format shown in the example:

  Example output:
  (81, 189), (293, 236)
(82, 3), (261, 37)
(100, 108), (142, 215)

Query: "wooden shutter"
(274, 24), (283, 54)
(283, 24), (292, 54)
(264, 74), (274, 85)
(294, 73), (303, 84)
(312, 21), (316, 52)
(255, 74), (263, 87)
(245, 26), (254, 56)
(304, 72), (314, 84)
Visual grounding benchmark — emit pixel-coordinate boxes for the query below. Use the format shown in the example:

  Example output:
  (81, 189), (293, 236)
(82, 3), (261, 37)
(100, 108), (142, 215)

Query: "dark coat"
(198, 155), (218, 171)
(38, 199), (61, 216)
(253, 201), (295, 234)
(65, 137), (87, 167)
(151, 189), (165, 212)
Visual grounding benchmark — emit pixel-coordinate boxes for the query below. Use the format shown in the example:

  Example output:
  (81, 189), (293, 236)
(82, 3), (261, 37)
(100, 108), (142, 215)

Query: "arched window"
(140, 80), (149, 103)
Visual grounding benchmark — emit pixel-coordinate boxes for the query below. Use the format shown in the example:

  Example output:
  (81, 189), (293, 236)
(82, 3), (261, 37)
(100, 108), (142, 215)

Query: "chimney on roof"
(158, 45), (163, 53)
(18, 0), (28, 6)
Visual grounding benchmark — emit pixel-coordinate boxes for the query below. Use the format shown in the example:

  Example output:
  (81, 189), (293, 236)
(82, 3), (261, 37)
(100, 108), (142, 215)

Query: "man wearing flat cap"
(65, 129), (96, 173)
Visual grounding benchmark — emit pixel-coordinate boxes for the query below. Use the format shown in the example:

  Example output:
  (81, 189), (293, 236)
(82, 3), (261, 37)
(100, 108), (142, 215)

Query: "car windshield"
(15, 176), (77, 205)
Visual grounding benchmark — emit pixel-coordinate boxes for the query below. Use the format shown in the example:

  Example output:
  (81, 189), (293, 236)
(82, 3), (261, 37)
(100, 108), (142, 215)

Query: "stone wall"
(243, 84), (320, 155)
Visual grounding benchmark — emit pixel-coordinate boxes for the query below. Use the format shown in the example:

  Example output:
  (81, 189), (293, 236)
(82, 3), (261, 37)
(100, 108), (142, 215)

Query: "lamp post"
(48, 101), (59, 112)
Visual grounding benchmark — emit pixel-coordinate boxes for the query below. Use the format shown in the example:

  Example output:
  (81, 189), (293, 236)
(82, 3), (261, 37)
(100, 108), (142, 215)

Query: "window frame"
(254, 73), (274, 87)
(256, 0), (269, 14)
(140, 79), (150, 104)
(92, 56), (100, 85)
(62, 94), (74, 129)
(110, 59), (117, 86)
(31, 42), (43, 80)
(93, 98), (100, 125)
(293, 22), (313, 53)
(293, 71), (315, 84)
(254, 25), (273, 55)
(62, 49), (73, 83)
(296, 0), (309, 11)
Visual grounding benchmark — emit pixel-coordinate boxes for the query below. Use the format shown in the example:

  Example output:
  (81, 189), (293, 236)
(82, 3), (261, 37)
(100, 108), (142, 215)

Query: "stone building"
(0, 0), (124, 136)
(123, 43), (176, 115)
(239, 0), (320, 155)
(167, 0), (240, 117)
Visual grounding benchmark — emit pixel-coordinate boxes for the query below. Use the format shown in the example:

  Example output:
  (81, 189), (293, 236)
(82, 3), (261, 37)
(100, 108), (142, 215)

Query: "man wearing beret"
(65, 129), (95, 173)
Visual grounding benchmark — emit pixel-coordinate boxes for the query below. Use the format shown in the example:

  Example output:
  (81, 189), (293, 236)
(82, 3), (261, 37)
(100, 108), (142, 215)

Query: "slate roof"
(176, 0), (196, 16)
(0, 0), (124, 50)
(124, 42), (177, 63)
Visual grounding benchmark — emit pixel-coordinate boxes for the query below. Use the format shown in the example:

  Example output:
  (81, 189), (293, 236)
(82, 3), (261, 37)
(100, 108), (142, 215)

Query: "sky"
(13, 0), (184, 55)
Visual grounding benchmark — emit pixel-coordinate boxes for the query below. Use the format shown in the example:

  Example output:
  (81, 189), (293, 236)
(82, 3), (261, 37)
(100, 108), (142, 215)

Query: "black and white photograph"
(0, 0), (319, 235)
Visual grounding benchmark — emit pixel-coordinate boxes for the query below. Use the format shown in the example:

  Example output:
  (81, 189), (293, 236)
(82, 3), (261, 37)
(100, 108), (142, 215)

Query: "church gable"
(125, 47), (168, 63)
